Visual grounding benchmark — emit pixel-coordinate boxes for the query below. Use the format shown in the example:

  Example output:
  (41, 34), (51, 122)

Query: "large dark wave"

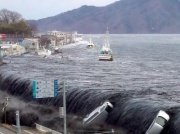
(0, 73), (179, 134)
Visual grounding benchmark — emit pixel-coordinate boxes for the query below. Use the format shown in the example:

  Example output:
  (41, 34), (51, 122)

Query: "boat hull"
(36, 49), (51, 56)
(98, 54), (113, 61)
(86, 45), (95, 49)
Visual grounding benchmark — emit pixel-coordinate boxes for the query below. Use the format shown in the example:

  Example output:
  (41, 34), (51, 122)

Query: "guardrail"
(35, 123), (61, 134)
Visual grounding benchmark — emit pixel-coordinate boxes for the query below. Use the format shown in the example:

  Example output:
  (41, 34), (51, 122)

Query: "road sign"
(32, 80), (58, 98)
(18, 39), (23, 43)
(0, 34), (6, 39)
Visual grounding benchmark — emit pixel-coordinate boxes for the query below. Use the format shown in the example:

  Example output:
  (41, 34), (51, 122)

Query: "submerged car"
(145, 110), (170, 134)
(83, 101), (113, 125)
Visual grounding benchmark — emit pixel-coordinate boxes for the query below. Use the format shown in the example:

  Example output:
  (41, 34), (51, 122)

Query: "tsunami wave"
(0, 73), (179, 134)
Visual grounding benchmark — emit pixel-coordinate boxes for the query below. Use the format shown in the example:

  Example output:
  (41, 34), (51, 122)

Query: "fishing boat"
(86, 35), (95, 49)
(98, 28), (113, 61)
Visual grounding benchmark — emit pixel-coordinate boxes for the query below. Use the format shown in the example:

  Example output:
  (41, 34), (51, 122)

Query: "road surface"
(0, 124), (42, 134)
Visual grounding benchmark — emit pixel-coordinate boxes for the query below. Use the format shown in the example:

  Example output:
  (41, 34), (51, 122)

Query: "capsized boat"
(98, 28), (113, 61)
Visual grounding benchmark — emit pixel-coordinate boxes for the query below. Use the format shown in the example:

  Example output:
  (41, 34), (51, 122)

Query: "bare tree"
(0, 9), (23, 24)
(0, 9), (11, 23)
(0, 9), (33, 35)
(9, 11), (22, 23)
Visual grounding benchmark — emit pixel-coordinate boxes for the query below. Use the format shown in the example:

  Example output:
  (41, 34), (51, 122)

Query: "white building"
(0, 43), (26, 56)
(47, 30), (67, 38)
(46, 30), (78, 45)
(22, 38), (40, 51)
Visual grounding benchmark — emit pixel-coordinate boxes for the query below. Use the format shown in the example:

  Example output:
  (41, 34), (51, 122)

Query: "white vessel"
(98, 28), (113, 61)
(36, 47), (51, 57)
(86, 35), (95, 49)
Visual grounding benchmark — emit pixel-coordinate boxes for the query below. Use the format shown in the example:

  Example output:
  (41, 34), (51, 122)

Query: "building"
(0, 43), (26, 56)
(22, 38), (40, 51)
(46, 30), (77, 45)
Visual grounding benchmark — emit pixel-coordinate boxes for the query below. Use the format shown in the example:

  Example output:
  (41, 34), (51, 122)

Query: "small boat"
(98, 28), (113, 61)
(86, 35), (95, 49)
(36, 47), (52, 57)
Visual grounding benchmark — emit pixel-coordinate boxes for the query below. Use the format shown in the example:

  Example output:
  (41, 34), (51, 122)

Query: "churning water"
(0, 34), (180, 134)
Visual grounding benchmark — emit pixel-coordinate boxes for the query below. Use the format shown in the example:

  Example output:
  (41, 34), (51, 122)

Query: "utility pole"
(16, 110), (21, 134)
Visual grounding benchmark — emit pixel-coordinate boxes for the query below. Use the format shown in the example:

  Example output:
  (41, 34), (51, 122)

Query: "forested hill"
(29, 0), (180, 34)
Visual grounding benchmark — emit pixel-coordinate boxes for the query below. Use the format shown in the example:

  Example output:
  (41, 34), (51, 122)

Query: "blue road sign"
(32, 80), (59, 98)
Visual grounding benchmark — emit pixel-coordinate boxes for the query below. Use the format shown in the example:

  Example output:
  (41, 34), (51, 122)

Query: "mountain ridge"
(29, 0), (180, 34)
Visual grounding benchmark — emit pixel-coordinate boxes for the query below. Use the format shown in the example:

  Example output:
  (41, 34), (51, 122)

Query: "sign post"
(16, 110), (21, 134)
(58, 81), (67, 134)
(63, 81), (67, 134)
(32, 80), (67, 134)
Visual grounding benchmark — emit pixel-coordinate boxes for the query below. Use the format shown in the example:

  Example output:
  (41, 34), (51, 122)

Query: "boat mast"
(106, 27), (110, 48)
(89, 34), (92, 44)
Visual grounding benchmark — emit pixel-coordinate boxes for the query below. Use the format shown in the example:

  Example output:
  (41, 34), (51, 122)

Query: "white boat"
(98, 28), (113, 61)
(36, 47), (52, 57)
(75, 34), (83, 42)
(86, 35), (95, 49)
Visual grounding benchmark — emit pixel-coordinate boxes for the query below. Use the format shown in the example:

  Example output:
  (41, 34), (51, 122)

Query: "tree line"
(0, 9), (37, 35)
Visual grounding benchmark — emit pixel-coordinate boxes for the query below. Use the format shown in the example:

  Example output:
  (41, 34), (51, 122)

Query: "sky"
(0, 0), (119, 20)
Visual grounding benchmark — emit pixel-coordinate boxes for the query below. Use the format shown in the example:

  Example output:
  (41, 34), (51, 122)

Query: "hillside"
(29, 0), (180, 34)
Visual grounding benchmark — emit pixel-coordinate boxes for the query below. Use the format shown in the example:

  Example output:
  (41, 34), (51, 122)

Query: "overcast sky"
(0, 0), (119, 20)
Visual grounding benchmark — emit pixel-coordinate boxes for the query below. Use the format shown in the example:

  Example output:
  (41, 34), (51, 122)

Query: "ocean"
(0, 34), (179, 134)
